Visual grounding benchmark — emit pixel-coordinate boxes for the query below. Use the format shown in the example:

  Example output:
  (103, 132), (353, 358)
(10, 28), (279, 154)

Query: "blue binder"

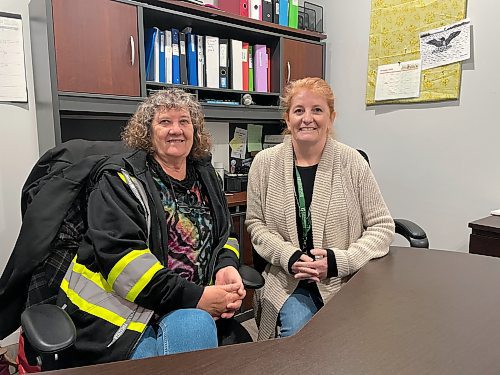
(159, 31), (166, 82)
(171, 28), (181, 84)
(145, 28), (158, 81)
(186, 33), (198, 86)
(279, 0), (288, 26)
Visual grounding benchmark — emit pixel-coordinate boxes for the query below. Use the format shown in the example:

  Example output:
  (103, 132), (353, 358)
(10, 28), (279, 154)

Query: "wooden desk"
(51, 247), (500, 374)
(469, 215), (500, 257)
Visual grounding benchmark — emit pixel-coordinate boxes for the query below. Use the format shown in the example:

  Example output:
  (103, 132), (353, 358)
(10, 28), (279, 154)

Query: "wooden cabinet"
(282, 38), (324, 86)
(52, 0), (140, 96)
(469, 216), (500, 257)
(29, 0), (326, 153)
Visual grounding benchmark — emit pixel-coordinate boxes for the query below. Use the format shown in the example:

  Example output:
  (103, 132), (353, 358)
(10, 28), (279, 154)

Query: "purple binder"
(253, 44), (268, 92)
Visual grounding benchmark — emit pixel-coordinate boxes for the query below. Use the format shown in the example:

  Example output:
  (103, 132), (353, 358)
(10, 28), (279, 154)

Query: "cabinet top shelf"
(141, 0), (327, 41)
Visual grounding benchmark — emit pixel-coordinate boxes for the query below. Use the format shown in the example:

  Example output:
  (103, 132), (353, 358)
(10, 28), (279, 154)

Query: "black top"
(294, 164), (317, 254)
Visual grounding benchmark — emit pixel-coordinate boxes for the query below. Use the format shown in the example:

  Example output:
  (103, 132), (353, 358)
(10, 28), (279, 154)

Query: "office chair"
(356, 149), (429, 249)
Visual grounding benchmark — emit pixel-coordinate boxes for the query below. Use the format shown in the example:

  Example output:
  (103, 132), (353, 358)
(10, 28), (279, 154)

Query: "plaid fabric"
(25, 194), (85, 308)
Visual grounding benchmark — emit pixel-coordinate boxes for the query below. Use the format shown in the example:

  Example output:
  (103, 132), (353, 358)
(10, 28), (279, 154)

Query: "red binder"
(218, 0), (249, 17)
(242, 42), (250, 91)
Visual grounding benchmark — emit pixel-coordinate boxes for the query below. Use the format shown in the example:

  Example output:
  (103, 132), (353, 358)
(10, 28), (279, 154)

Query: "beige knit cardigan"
(245, 136), (395, 340)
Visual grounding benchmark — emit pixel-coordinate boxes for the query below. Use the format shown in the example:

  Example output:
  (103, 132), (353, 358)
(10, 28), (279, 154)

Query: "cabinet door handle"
(287, 61), (291, 83)
(130, 36), (135, 66)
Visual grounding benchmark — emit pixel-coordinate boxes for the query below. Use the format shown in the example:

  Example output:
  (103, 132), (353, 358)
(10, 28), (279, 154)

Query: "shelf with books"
(143, 5), (281, 94)
(143, 0), (326, 42)
(29, 0), (325, 152)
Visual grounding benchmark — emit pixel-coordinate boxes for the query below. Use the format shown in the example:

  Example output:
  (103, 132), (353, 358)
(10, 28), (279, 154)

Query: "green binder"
(248, 45), (254, 91)
(288, 0), (298, 29)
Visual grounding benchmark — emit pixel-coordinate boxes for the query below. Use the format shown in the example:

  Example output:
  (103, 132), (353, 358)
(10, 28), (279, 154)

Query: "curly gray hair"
(122, 88), (211, 159)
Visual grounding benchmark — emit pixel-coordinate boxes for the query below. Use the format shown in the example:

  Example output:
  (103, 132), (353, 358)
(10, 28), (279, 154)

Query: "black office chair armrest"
(239, 264), (264, 289)
(394, 218), (429, 248)
(21, 304), (76, 354)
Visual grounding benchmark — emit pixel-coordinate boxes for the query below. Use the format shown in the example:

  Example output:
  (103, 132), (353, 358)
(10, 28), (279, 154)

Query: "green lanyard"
(295, 166), (311, 250)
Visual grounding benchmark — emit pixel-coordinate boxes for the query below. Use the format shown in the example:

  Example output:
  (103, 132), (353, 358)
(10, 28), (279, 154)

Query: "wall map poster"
(366, 0), (467, 105)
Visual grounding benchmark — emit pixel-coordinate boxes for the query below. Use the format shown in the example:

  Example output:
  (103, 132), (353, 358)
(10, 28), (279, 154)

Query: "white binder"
(230, 40), (243, 90)
(205, 36), (220, 88)
(250, 0), (262, 20)
(165, 30), (173, 84)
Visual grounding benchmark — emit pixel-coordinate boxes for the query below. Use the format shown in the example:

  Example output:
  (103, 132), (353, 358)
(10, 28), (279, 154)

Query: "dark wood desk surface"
(469, 215), (500, 234)
(51, 247), (500, 375)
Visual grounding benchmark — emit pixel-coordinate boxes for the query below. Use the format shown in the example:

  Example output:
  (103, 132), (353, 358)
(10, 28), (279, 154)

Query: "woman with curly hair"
(57, 88), (247, 367)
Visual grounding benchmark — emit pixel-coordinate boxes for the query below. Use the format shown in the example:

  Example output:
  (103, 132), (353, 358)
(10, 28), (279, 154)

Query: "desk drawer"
(469, 233), (500, 257)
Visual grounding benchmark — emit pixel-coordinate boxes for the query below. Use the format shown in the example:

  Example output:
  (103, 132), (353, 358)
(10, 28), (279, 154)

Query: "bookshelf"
(29, 0), (326, 153)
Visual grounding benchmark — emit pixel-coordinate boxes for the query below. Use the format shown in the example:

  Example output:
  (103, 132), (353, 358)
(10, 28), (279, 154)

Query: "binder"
(242, 42), (249, 91)
(145, 27), (158, 81)
(262, 0), (273, 23)
(171, 28), (181, 84)
(272, 0), (280, 24)
(248, 45), (254, 91)
(197, 35), (205, 87)
(249, 0), (262, 20)
(267, 46), (271, 92)
(219, 39), (229, 89)
(218, 0), (249, 17)
(230, 40), (243, 90)
(165, 30), (173, 84)
(278, 0), (288, 27)
(179, 32), (188, 85)
(159, 31), (166, 83)
(187, 33), (198, 86)
(205, 36), (219, 88)
(241, 0), (249, 17)
(253, 44), (268, 92)
(288, 0), (298, 29)
(152, 27), (161, 82)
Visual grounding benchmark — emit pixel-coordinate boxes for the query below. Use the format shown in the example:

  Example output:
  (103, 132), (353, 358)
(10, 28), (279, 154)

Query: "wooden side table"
(469, 216), (500, 257)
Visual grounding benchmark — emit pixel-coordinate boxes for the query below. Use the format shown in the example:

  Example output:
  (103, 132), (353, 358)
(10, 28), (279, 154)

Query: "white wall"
(0, 0), (38, 345)
(317, 1), (500, 252)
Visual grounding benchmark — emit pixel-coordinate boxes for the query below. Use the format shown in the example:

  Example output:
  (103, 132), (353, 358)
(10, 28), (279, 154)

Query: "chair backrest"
(356, 149), (370, 166)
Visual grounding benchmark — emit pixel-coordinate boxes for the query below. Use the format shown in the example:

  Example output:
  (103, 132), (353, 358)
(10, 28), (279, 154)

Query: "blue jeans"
(278, 283), (324, 338)
(130, 309), (218, 359)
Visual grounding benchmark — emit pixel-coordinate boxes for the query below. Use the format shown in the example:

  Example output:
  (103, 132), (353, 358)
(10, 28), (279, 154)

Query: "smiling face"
(151, 107), (194, 165)
(285, 89), (335, 148)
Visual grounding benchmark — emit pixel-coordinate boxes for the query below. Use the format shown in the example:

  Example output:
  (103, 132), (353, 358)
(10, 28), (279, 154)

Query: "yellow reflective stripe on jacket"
(223, 237), (240, 258)
(108, 250), (164, 302)
(107, 249), (151, 288)
(70, 257), (112, 293)
(60, 279), (146, 333)
(117, 172), (127, 184)
(125, 262), (163, 302)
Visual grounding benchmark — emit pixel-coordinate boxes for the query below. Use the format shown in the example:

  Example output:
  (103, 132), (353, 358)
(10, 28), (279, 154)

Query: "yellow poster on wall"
(366, 0), (467, 105)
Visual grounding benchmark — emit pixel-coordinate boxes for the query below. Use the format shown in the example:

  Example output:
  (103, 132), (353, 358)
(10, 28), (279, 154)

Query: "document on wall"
(419, 18), (471, 71)
(229, 127), (247, 159)
(0, 13), (27, 102)
(247, 124), (263, 152)
(374, 60), (421, 101)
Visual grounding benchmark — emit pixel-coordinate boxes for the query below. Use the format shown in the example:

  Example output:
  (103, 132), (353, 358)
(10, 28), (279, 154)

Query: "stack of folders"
(217, 0), (299, 29)
(145, 27), (271, 93)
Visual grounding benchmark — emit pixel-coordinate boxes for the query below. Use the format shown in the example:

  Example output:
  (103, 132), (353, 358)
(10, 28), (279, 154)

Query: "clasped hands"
(291, 248), (328, 283)
(196, 266), (246, 320)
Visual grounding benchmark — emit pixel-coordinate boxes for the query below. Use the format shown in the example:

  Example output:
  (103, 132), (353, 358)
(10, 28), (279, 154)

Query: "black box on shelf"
(225, 173), (248, 193)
